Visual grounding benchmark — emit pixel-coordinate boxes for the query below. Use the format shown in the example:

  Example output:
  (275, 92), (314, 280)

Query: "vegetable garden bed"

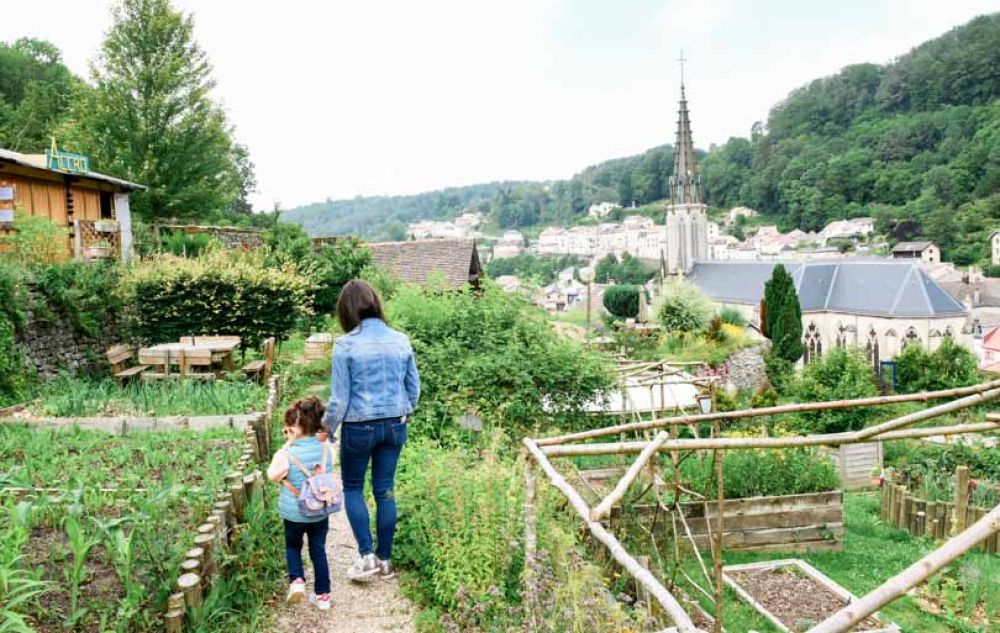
(723, 559), (899, 632)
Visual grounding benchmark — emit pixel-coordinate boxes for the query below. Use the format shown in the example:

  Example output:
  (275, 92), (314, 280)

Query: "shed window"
(99, 191), (114, 219)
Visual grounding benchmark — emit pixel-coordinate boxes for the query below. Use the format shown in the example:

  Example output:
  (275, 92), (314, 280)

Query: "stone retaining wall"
(15, 283), (124, 379)
(725, 341), (769, 392)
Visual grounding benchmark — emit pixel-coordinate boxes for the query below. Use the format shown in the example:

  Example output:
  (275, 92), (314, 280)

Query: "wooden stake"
(523, 439), (704, 633)
(177, 572), (202, 609)
(230, 482), (246, 523)
(164, 610), (183, 633)
(592, 430), (670, 520)
(806, 503), (1000, 633)
(955, 466), (970, 534)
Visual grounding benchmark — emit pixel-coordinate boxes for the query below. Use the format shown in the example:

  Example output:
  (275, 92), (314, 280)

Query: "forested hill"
(285, 13), (1000, 263)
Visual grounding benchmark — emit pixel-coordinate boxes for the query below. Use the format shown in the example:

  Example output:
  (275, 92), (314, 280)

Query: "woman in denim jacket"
(323, 279), (420, 582)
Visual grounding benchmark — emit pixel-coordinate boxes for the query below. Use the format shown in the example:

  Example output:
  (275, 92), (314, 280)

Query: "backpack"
(281, 441), (342, 517)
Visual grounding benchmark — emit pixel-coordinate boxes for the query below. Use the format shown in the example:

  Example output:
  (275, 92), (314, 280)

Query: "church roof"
(668, 83), (701, 206)
(688, 260), (966, 318)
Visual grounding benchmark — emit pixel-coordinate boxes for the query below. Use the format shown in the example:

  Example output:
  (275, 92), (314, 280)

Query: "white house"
(492, 230), (525, 259)
(991, 231), (1000, 266)
(588, 202), (621, 219)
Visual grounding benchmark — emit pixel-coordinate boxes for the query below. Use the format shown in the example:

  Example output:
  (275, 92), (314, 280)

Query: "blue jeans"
(340, 417), (407, 560)
(283, 518), (330, 594)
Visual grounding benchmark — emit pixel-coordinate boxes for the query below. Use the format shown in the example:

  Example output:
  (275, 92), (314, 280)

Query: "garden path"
(268, 499), (416, 633)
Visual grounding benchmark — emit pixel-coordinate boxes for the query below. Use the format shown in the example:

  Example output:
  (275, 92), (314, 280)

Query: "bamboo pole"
(523, 439), (704, 633)
(955, 466), (970, 534)
(540, 420), (1000, 458)
(857, 388), (1000, 440)
(592, 431), (670, 520)
(712, 445), (724, 633)
(807, 503), (1000, 633)
(523, 455), (539, 630)
(536, 380), (1000, 446)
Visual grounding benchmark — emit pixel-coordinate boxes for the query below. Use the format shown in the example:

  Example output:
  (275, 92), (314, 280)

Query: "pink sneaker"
(316, 593), (331, 611)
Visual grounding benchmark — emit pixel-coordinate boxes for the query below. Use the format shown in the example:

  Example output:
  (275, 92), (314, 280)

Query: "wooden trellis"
(523, 380), (1000, 633)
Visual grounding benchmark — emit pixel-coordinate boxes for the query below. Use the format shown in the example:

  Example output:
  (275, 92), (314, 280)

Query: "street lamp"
(696, 393), (713, 415)
(579, 266), (595, 348)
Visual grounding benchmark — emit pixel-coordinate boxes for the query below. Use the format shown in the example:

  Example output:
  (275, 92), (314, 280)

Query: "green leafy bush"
(655, 280), (712, 333)
(896, 338), (979, 393)
(764, 264), (803, 363)
(387, 282), (612, 440)
(31, 261), (123, 338)
(309, 238), (371, 316)
(602, 284), (641, 319)
(795, 347), (879, 432)
(121, 250), (312, 348)
(0, 263), (29, 406)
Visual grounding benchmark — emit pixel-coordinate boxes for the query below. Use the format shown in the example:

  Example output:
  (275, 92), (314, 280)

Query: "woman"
(323, 279), (420, 582)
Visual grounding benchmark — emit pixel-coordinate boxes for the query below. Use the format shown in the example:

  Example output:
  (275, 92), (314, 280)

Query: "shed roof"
(0, 148), (145, 191)
(892, 241), (934, 253)
(688, 260), (966, 317)
(367, 239), (482, 290)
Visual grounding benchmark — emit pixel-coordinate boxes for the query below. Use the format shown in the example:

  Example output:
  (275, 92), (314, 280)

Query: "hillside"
(284, 14), (1000, 263)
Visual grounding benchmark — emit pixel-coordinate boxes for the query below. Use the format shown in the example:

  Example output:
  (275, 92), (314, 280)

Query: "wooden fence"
(164, 374), (280, 632)
(879, 465), (998, 555)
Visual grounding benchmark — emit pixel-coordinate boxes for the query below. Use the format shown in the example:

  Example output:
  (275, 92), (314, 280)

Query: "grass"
(672, 493), (999, 632)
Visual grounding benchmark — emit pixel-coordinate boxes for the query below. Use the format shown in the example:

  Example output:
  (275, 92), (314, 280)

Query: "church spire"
(669, 50), (701, 206)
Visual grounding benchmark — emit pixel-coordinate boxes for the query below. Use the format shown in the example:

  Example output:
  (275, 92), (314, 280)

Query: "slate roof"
(892, 241), (934, 253)
(938, 278), (1000, 308)
(688, 260), (966, 317)
(367, 239), (482, 290)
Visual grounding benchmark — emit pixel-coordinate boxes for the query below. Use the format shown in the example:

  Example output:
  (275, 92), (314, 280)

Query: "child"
(267, 396), (335, 611)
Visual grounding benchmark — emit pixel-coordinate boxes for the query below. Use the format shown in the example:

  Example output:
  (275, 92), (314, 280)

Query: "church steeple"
(669, 51), (701, 206)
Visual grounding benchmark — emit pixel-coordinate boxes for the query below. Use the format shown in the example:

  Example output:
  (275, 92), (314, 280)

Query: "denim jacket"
(322, 318), (420, 436)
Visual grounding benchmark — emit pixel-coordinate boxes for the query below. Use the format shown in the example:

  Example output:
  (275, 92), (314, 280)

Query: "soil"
(268, 492), (415, 633)
(22, 526), (126, 633)
(728, 566), (883, 632)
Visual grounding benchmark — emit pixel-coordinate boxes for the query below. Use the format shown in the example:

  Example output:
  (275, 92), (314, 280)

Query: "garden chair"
(242, 337), (275, 383)
(106, 344), (149, 385)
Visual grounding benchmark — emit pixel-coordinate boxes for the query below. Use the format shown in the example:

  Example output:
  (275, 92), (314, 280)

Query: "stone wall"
(725, 341), (769, 392)
(16, 283), (123, 379)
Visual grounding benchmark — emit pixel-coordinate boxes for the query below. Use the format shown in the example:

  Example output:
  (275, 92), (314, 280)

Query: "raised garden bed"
(723, 559), (899, 633)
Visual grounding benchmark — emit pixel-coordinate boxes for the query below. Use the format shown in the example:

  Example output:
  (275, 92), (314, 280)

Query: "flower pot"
(94, 220), (119, 233)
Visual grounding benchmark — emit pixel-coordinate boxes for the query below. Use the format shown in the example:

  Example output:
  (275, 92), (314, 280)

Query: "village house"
(587, 202), (621, 219)
(892, 241), (940, 264)
(725, 206), (757, 225)
(0, 146), (144, 260)
(689, 260), (968, 368)
(491, 229), (526, 259)
(817, 217), (875, 245)
(991, 230), (1000, 266)
(367, 239), (483, 290)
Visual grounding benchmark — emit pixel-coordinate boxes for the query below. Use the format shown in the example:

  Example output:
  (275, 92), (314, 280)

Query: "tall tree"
(0, 38), (78, 151)
(764, 264), (803, 363)
(78, 0), (249, 220)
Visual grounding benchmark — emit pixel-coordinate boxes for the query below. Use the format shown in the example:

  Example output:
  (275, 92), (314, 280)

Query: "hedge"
(121, 251), (313, 348)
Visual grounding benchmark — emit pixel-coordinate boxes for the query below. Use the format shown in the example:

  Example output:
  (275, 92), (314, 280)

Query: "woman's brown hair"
(336, 279), (384, 333)
(284, 396), (326, 435)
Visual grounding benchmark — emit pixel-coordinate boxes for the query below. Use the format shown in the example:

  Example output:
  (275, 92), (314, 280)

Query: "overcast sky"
(1, 1), (997, 210)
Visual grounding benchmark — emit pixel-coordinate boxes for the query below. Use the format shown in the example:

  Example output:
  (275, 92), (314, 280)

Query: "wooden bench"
(243, 337), (275, 383)
(180, 348), (215, 379)
(139, 348), (175, 380)
(106, 344), (149, 385)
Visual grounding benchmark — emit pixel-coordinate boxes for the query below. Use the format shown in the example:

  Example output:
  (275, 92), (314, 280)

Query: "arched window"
(866, 327), (880, 372)
(803, 322), (822, 364)
(944, 326), (954, 338)
(903, 326), (920, 350)
(835, 323), (847, 349)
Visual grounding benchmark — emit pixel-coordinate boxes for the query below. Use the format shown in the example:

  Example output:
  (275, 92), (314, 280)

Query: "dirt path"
(268, 501), (416, 633)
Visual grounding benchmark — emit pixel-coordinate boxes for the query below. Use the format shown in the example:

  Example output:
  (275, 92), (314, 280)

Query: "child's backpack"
(281, 441), (342, 517)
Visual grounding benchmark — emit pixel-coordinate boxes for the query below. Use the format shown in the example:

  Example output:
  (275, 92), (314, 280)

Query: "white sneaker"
(316, 593), (331, 611)
(378, 558), (396, 579)
(347, 553), (379, 583)
(286, 580), (306, 605)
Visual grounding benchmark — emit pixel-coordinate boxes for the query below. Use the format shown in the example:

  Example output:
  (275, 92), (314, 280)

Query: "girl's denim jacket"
(322, 318), (420, 436)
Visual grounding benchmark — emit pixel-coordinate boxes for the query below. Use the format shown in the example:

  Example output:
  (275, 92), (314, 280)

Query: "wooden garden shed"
(0, 145), (144, 261)
(368, 239), (483, 290)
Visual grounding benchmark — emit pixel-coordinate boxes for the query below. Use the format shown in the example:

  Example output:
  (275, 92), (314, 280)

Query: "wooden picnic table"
(139, 340), (240, 379)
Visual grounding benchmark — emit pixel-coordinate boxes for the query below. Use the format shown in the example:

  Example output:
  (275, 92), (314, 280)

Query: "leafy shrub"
(602, 285), (641, 319)
(764, 350), (795, 393)
(309, 239), (371, 316)
(387, 283), (612, 440)
(655, 280), (712, 333)
(0, 263), (28, 406)
(719, 306), (747, 327)
(795, 347), (879, 432)
(160, 230), (217, 257)
(2, 212), (69, 264)
(121, 250), (312, 348)
(594, 252), (652, 285)
(31, 261), (123, 338)
(896, 338), (979, 393)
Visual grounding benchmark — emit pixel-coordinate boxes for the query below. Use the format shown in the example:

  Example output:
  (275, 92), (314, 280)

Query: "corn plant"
(0, 557), (51, 633)
(63, 514), (99, 628)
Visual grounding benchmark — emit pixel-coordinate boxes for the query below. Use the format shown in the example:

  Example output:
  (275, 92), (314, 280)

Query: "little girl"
(267, 396), (335, 611)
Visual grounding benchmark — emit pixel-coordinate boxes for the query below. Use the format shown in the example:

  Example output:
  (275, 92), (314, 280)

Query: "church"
(663, 75), (709, 274)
